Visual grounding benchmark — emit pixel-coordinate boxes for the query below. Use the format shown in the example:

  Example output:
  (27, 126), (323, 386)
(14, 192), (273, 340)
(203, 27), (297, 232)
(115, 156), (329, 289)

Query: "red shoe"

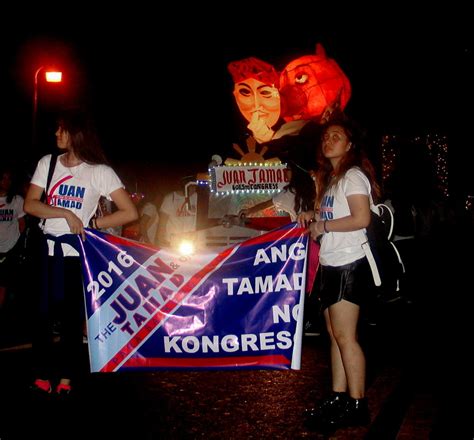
(30, 379), (52, 397)
(55, 383), (72, 396)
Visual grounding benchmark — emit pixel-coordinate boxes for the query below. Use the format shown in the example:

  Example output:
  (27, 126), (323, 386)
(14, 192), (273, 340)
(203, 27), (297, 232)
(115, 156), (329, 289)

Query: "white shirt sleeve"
(30, 154), (52, 189)
(344, 168), (370, 197)
(92, 164), (124, 199)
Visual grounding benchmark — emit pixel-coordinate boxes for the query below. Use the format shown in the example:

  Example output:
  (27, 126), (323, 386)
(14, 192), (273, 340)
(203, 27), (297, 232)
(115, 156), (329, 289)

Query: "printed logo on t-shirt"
(48, 176), (86, 209)
(320, 195), (334, 220)
(0, 207), (14, 221)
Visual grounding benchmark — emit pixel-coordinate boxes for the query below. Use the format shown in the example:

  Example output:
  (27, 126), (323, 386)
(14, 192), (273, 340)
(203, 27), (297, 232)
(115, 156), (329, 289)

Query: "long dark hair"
(286, 160), (316, 213)
(57, 108), (108, 165)
(314, 116), (381, 209)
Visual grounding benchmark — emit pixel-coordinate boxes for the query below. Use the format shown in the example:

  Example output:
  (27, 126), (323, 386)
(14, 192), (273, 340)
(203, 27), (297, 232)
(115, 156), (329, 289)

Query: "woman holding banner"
(299, 115), (380, 431)
(24, 108), (138, 397)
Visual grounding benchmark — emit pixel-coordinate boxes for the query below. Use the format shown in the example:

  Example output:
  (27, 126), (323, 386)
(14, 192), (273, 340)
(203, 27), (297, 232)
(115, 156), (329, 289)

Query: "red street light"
(32, 66), (62, 148)
(45, 71), (62, 82)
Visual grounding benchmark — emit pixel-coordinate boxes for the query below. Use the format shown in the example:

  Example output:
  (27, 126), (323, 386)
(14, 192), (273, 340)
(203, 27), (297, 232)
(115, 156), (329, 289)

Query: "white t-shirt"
(31, 154), (124, 256)
(272, 189), (297, 221)
(0, 195), (25, 253)
(160, 191), (197, 244)
(140, 202), (159, 244)
(318, 167), (370, 267)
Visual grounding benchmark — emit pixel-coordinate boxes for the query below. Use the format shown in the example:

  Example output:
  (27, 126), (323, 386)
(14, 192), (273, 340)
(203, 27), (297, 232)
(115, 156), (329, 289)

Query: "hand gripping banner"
(78, 223), (309, 372)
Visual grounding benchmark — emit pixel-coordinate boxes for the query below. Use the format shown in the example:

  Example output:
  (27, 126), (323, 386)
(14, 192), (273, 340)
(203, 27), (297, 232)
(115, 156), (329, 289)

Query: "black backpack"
(362, 203), (405, 303)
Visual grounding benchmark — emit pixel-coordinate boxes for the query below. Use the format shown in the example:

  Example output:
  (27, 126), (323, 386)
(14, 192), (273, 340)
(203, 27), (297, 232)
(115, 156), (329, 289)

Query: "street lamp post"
(32, 66), (62, 148)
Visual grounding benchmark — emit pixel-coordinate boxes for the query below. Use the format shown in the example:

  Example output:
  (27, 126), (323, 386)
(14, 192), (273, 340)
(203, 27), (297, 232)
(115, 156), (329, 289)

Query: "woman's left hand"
(309, 221), (324, 240)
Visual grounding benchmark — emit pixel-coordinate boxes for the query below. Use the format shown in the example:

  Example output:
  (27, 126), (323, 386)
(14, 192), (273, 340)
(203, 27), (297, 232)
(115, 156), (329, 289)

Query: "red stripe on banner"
(122, 354), (290, 368)
(245, 217), (292, 231)
(101, 233), (153, 248)
(100, 246), (236, 372)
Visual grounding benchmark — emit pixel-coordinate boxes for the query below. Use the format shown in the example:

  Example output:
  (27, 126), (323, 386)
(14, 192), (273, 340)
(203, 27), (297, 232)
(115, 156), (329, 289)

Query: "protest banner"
(78, 223), (308, 372)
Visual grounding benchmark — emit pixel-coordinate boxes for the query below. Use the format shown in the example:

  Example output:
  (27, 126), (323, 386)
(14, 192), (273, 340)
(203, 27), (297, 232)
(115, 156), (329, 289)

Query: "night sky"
(2, 10), (472, 195)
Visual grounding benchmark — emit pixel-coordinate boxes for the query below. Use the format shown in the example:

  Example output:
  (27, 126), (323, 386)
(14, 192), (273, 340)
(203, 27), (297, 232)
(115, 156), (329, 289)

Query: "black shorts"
(318, 257), (372, 311)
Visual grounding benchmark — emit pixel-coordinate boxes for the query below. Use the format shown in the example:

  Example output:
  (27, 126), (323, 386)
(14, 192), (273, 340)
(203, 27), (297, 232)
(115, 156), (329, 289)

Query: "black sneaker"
(323, 397), (370, 429)
(305, 392), (348, 429)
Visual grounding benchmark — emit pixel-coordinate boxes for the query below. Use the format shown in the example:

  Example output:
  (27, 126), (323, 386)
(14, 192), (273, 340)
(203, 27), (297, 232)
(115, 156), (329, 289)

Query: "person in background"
(157, 176), (197, 248)
(24, 108), (138, 397)
(93, 196), (124, 236)
(0, 165), (26, 311)
(139, 192), (160, 245)
(299, 116), (381, 431)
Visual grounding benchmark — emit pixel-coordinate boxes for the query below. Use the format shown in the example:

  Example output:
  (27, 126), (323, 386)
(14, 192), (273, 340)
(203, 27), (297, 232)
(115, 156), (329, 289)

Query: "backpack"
(362, 203), (405, 303)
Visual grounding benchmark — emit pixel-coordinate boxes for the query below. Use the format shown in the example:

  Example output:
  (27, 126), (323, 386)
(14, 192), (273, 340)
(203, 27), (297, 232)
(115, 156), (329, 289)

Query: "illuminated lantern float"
(194, 45), (351, 246)
(226, 44), (351, 155)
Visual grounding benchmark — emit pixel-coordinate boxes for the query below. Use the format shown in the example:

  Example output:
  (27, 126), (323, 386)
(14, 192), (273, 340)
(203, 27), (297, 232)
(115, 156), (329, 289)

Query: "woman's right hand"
(309, 221), (324, 240)
(65, 211), (85, 241)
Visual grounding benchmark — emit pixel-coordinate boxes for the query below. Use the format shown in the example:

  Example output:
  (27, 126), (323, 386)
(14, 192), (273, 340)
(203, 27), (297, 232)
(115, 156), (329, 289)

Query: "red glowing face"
(279, 44), (351, 122)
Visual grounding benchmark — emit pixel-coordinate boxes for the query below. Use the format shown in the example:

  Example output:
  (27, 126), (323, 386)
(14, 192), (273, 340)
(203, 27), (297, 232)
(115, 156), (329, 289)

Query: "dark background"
(2, 9), (472, 196)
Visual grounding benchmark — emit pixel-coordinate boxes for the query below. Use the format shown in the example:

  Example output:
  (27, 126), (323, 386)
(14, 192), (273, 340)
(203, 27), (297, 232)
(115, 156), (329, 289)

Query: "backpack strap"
(361, 236), (382, 286)
(42, 154), (58, 202)
(361, 196), (383, 286)
(39, 154), (58, 227)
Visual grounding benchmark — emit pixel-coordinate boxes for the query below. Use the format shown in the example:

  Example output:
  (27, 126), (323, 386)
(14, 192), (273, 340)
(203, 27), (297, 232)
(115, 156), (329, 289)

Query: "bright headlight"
(178, 240), (195, 256)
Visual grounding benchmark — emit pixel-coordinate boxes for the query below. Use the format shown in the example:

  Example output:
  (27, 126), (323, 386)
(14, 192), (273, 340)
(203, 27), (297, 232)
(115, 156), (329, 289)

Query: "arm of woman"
(310, 194), (370, 239)
(95, 188), (138, 230)
(24, 183), (84, 236)
(238, 198), (274, 217)
(156, 211), (170, 247)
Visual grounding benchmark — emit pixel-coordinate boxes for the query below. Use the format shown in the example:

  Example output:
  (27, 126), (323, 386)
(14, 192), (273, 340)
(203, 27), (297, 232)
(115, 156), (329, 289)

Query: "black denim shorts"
(318, 257), (372, 310)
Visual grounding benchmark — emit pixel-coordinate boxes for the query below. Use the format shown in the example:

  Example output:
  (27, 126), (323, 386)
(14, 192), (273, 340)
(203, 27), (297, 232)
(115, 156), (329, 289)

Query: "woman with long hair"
(300, 115), (380, 431)
(24, 108), (138, 396)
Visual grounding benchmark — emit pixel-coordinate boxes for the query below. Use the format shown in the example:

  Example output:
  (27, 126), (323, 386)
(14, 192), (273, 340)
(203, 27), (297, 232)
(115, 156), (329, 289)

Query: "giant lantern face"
(228, 57), (281, 144)
(279, 43), (351, 122)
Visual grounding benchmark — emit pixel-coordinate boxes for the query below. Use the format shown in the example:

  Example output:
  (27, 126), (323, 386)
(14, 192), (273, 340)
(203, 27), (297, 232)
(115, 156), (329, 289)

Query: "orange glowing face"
(233, 78), (281, 128)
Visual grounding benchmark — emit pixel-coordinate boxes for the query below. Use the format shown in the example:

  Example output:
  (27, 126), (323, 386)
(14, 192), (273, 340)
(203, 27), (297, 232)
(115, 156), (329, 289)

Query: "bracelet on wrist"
(323, 219), (329, 233)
